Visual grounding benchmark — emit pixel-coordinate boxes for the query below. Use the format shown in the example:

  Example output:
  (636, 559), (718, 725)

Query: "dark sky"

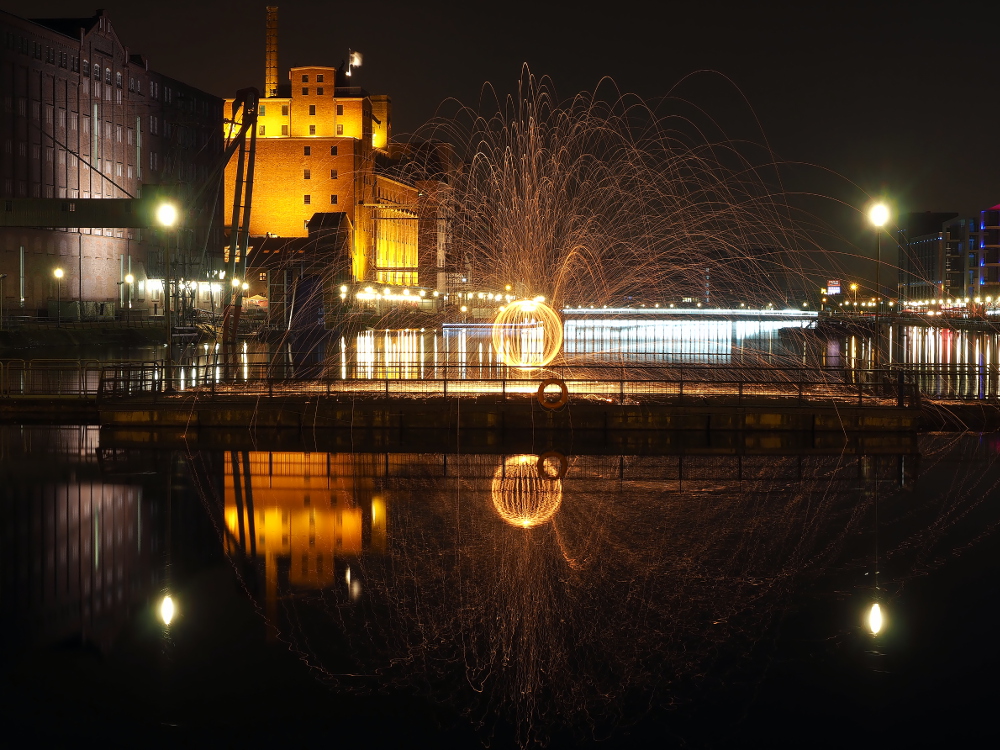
(5, 0), (998, 254)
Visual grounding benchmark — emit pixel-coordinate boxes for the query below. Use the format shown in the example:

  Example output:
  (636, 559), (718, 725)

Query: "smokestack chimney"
(265, 6), (278, 98)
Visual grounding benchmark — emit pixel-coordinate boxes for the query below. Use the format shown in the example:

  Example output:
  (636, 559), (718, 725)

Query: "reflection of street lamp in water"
(53, 267), (64, 327)
(125, 273), (134, 322)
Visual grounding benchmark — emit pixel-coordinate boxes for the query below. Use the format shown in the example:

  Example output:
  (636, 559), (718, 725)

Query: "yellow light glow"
(160, 595), (175, 625)
(868, 602), (883, 634)
(491, 454), (563, 528)
(232, 277), (241, 288)
(868, 203), (889, 227)
(156, 203), (178, 227)
(492, 299), (563, 369)
(53, 267), (64, 279)
(125, 273), (134, 284)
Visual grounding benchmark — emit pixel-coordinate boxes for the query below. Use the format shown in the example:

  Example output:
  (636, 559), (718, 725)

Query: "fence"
(91, 362), (922, 409)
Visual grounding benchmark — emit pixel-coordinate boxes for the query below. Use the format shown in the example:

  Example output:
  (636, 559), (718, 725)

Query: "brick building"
(0, 9), (223, 317)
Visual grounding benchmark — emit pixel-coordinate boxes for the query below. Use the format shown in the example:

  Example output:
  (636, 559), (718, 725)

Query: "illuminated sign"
(827, 279), (841, 295)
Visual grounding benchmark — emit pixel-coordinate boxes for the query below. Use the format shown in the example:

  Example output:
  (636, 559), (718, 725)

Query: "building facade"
(0, 9), (223, 317)
(897, 207), (999, 302)
(226, 66), (422, 292)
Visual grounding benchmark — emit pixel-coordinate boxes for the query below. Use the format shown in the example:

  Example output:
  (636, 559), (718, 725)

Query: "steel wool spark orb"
(491, 454), (563, 528)
(492, 299), (563, 369)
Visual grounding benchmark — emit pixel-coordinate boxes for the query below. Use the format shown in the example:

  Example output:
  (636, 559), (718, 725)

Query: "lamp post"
(157, 202), (179, 391)
(53, 267), (64, 328)
(868, 203), (890, 369)
(0, 273), (6, 331)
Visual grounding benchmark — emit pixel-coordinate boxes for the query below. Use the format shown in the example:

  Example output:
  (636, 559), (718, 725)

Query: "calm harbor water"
(8, 318), (1000, 400)
(2, 425), (998, 746)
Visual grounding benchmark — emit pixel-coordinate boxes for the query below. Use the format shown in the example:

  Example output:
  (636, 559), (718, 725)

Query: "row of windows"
(259, 124), (344, 136)
(301, 73), (326, 83)
(302, 170), (338, 179)
(302, 146), (339, 156)
(303, 195), (338, 205)
(257, 104), (344, 116)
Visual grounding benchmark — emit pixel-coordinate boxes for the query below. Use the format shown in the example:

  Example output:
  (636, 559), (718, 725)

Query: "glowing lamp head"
(156, 202), (178, 227)
(232, 277), (241, 288)
(160, 594), (175, 625)
(53, 268), (64, 279)
(868, 203), (890, 228)
(125, 273), (134, 284)
(868, 602), (883, 635)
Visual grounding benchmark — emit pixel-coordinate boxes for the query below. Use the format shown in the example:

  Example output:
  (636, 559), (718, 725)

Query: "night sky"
(5, 0), (998, 267)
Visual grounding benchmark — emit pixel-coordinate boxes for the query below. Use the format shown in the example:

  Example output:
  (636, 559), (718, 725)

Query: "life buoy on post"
(537, 378), (569, 410)
(537, 451), (568, 480)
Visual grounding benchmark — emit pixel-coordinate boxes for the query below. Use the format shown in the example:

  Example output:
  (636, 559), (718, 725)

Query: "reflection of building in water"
(224, 452), (386, 609)
(0, 427), (160, 653)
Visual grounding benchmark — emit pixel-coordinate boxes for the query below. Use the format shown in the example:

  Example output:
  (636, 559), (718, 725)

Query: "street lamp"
(157, 202), (179, 391)
(868, 203), (890, 369)
(53, 267), (64, 327)
(0, 273), (6, 331)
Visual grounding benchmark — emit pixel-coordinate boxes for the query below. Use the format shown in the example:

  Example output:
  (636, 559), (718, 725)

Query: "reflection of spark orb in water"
(492, 300), (563, 369)
(491, 454), (563, 527)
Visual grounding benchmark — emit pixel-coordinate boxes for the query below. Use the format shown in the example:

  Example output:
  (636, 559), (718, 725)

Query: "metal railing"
(93, 362), (922, 409)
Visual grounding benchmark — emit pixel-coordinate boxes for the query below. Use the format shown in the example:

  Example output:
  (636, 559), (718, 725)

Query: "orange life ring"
(537, 451), (568, 480)
(537, 378), (569, 410)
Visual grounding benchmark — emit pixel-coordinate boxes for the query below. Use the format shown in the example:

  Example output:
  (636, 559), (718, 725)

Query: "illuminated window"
(336, 124), (343, 135)
(330, 169), (337, 179)
(302, 87), (308, 95)
(302, 74), (309, 82)
(309, 105), (315, 116)
(259, 272), (267, 281)
(303, 169), (311, 179)
(330, 194), (337, 204)
(303, 146), (311, 156)
(304, 195), (311, 204)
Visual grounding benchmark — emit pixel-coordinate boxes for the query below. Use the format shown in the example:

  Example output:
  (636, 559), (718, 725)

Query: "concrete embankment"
(4, 391), (996, 433)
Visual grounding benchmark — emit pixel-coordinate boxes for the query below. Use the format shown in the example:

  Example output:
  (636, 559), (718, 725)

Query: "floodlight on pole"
(868, 202), (890, 369)
(53, 267), (64, 327)
(156, 202), (178, 227)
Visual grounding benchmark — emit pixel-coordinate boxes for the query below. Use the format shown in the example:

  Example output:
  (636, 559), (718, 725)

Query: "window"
(309, 124), (316, 135)
(309, 105), (316, 116)
(330, 169), (338, 179)
(336, 104), (344, 116)
(93, 63), (100, 78)
(303, 168), (311, 179)
(316, 87), (323, 96)
(281, 104), (288, 116)
(259, 125), (265, 135)
(330, 195), (338, 205)
(303, 146), (311, 156)
(105, 67), (111, 84)
(316, 74), (324, 83)
(303, 195), (311, 204)
(302, 87), (309, 95)
(115, 71), (122, 88)
(302, 74), (309, 82)
(336, 124), (343, 135)
(259, 104), (266, 116)
(259, 272), (267, 281)
(281, 124), (288, 135)
(330, 146), (337, 156)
